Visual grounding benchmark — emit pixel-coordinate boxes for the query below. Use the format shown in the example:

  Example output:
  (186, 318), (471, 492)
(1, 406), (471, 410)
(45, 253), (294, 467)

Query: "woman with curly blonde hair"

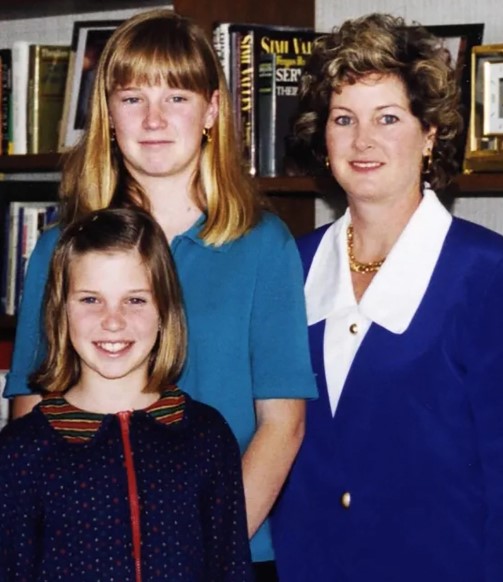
(272, 13), (503, 582)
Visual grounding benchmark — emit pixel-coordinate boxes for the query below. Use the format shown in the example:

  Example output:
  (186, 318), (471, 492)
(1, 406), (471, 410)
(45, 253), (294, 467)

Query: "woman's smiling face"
(325, 73), (435, 205)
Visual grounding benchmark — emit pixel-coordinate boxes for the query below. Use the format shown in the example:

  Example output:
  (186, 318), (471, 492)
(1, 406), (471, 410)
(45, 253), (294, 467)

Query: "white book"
(12, 40), (30, 155)
(0, 371), (8, 430)
(212, 22), (232, 85)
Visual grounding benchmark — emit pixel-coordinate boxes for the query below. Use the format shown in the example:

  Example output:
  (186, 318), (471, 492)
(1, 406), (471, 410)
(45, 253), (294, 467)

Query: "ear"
(423, 126), (437, 155)
(204, 90), (219, 129)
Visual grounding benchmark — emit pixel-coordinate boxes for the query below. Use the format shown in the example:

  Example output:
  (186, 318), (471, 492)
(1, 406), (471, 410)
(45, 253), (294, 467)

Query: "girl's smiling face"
(66, 249), (160, 389)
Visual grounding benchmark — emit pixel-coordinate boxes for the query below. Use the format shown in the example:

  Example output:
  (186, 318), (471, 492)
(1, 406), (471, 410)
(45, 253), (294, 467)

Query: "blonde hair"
(60, 9), (265, 245)
(32, 208), (187, 394)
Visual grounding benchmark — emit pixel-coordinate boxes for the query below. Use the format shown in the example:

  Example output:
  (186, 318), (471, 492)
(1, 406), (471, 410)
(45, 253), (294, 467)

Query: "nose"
(101, 305), (126, 331)
(353, 122), (374, 152)
(143, 102), (167, 130)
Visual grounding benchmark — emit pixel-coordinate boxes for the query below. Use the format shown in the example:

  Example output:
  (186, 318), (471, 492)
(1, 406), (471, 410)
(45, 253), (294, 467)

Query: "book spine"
(258, 53), (277, 176)
(212, 22), (231, 85)
(5, 202), (20, 315)
(16, 206), (38, 312)
(0, 205), (10, 314)
(14, 205), (26, 313)
(27, 45), (40, 154)
(233, 29), (256, 176)
(28, 45), (70, 154)
(12, 41), (30, 155)
(0, 50), (12, 156)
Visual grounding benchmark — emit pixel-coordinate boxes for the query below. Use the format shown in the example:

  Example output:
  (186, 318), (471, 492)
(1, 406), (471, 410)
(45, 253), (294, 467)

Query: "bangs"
(104, 18), (218, 97)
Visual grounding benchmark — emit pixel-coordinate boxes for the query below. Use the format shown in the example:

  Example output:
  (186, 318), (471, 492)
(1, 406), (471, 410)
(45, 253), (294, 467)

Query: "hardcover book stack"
(213, 22), (320, 177)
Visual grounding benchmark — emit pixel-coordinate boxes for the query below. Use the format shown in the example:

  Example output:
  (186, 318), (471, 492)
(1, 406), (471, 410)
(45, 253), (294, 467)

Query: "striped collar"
(39, 387), (186, 443)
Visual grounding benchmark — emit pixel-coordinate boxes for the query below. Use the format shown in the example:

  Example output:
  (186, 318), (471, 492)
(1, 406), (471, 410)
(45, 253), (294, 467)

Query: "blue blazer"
(272, 217), (503, 582)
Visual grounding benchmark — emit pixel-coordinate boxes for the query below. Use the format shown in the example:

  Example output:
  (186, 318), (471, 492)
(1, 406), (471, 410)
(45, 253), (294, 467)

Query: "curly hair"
(288, 13), (463, 190)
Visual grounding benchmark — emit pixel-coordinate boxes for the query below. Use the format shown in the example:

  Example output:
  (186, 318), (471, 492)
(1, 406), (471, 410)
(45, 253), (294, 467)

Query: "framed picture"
(420, 24), (484, 165)
(463, 44), (503, 172)
(483, 60), (503, 135)
(59, 20), (122, 151)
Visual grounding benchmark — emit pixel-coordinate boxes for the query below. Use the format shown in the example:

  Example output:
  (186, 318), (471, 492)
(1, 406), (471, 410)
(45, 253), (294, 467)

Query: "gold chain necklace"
(347, 225), (386, 274)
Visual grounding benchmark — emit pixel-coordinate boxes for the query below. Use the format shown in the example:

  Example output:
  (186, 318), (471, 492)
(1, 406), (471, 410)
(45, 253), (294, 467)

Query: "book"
(14, 203), (58, 312)
(212, 22), (318, 177)
(0, 370), (9, 430)
(27, 44), (70, 154)
(0, 49), (13, 155)
(3, 201), (58, 315)
(233, 27), (256, 175)
(257, 52), (276, 177)
(11, 41), (30, 155)
(213, 22), (258, 175)
(256, 28), (318, 176)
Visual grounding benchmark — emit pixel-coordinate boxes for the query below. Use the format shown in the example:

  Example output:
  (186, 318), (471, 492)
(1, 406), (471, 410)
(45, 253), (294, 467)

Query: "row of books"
(0, 201), (58, 316)
(0, 20), (122, 156)
(0, 44), (70, 155)
(212, 22), (320, 177)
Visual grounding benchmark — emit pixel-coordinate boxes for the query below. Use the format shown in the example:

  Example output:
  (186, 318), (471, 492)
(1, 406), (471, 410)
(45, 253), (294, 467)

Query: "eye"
(168, 94), (188, 103)
(80, 296), (99, 304)
(380, 114), (399, 125)
(127, 297), (148, 305)
(122, 96), (141, 104)
(333, 115), (353, 126)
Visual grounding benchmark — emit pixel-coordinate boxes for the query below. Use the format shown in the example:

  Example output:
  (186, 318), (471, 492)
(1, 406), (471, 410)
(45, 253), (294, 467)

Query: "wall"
(0, 4), (172, 46)
(314, 0), (503, 231)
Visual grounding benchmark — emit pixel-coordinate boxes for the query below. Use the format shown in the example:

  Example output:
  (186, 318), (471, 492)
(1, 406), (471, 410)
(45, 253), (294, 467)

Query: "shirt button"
(349, 323), (358, 334)
(340, 491), (351, 509)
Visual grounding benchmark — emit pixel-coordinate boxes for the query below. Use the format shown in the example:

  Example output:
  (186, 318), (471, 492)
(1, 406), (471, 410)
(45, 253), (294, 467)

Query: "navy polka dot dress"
(0, 388), (252, 581)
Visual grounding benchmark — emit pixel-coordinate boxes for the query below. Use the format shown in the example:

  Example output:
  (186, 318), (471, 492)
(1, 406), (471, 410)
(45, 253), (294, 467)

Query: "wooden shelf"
(0, 315), (15, 334)
(0, 154), (63, 173)
(454, 172), (503, 194)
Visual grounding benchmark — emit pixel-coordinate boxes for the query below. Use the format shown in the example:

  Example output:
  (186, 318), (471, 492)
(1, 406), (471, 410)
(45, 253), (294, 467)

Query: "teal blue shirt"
(4, 211), (317, 562)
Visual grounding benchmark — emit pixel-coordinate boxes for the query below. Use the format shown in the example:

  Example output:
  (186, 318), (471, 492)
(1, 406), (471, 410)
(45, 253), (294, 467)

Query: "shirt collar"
(174, 213), (230, 253)
(39, 387), (186, 443)
(305, 188), (452, 333)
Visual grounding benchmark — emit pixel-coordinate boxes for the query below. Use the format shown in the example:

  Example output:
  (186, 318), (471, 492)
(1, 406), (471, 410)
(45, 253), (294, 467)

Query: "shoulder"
(296, 222), (334, 278)
(184, 394), (238, 444)
(0, 409), (48, 455)
(222, 211), (300, 268)
(245, 211), (293, 246)
(33, 224), (61, 258)
(448, 217), (503, 265)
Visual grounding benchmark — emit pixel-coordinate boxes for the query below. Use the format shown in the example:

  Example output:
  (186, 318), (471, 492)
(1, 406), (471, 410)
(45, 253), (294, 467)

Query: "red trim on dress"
(118, 411), (142, 582)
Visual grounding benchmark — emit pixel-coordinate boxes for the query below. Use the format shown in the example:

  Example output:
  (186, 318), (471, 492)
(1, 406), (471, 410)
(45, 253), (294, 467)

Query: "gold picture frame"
(464, 44), (503, 173)
(483, 60), (503, 135)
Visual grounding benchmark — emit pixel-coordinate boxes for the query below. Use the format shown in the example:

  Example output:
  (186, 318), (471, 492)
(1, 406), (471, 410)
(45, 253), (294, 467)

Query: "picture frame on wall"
(422, 23), (484, 166)
(463, 44), (503, 173)
(59, 20), (122, 151)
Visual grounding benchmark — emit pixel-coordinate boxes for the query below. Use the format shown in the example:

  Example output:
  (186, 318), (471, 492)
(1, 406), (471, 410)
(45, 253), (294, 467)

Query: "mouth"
(350, 161), (383, 170)
(139, 140), (171, 146)
(94, 341), (133, 355)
